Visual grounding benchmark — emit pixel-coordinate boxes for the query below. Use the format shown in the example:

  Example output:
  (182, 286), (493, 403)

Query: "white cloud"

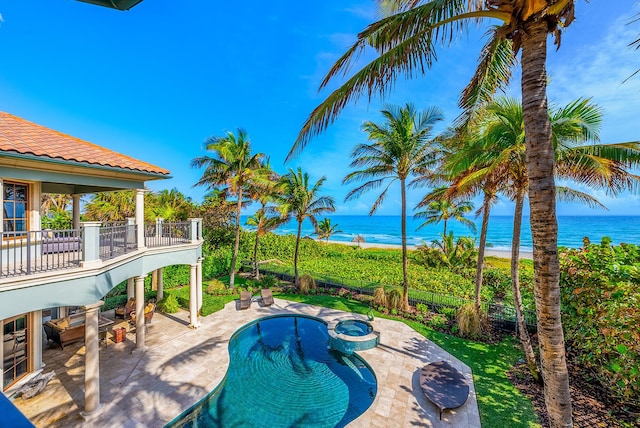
(549, 14), (640, 143)
(344, 6), (378, 21)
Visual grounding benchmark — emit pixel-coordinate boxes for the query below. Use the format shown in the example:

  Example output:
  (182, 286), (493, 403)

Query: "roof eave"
(0, 151), (171, 181)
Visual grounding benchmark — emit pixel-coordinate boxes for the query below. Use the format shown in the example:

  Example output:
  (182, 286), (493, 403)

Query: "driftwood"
(18, 371), (55, 400)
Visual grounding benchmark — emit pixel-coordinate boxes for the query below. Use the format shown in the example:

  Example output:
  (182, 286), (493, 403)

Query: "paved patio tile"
(14, 298), (481, 427)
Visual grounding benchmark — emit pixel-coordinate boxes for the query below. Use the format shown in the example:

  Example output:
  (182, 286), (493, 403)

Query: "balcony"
(0, 219), (202, 278)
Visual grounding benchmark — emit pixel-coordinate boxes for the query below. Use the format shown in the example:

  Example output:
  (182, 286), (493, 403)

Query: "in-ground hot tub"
(328, 317), (379, 354)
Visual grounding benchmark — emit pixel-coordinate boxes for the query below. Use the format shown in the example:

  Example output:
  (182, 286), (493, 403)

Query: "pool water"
(169, 315), (377, 427)
(335, 320), (373, 337)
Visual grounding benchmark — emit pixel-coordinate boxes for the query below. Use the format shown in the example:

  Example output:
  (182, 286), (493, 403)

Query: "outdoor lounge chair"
(261, 288), (274, 306)
(115, 298), (136, 320)
(239, 291), (252, 310)
(419, 360), (469, 420)
(130, 302), (156, 325)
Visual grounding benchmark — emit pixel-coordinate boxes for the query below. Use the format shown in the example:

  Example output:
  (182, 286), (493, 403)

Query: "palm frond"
(555, 186), (608, 210)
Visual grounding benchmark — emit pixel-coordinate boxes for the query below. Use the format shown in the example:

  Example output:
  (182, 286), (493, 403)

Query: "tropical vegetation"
(191, 128), (268, 288)
(343, 103), (444, 310)
(274, 167), (335, 286)
(287, 1), (634, 424)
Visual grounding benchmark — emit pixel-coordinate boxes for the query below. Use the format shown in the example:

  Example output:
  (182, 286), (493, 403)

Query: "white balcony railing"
(0, 218), (202, 278)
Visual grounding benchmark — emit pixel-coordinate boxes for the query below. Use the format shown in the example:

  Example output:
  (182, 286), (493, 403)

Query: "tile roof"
(0, 112), (169, 176)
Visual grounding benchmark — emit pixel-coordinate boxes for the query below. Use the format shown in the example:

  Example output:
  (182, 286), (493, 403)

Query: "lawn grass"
(275, 292), (540, 428)
(164, 286), (237, 316)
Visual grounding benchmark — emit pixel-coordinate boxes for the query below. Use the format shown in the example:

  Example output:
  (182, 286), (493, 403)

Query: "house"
(0, 111), (203, 419)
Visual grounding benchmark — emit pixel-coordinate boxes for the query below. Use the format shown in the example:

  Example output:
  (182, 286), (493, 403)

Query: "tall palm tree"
(460, 96), (640, 380)
(244, 159), (282, 279)
(246, 209), (283, 280)
(191, 129), (266, 288)
(290, 2), (583, 424)
(414, 187), (476, 236)
(275, 167), (335, 286)
(315, 218), (343, 243)
(343, 103), (443, 310)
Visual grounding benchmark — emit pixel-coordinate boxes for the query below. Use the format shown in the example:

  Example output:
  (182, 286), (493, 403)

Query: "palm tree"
(315, 218), (342, 243)
(343, 103), (443, 310)
(290, 3), (582, 424)
(191, 129), (266, 288)
(84, 190), (138, 222)
(458, 96), (640, 380)
(41, 193), (71, 215)
(414, 187), (476, 236)
(149, 188), (193, 221)
(246, 209), (283, 280)
(276, 167), (335, 286)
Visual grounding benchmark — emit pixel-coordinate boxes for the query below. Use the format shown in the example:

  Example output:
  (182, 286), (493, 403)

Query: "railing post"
(155, 218), (163, 246)
(135, 189), (146, 250)
(189, 218), (202, 243)
(81, 222), (102, 268)
(126, 218), (136, 250)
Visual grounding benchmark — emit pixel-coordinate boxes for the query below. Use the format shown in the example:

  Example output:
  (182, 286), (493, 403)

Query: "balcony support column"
(196, 258), (203, 314)
(189, 263), (199, 328)
(127, 278), (134, 300)
(135, 189), (146, 250)
(81, 300), (104, 420)
(157, 268), (164, 301)
(72, 194), (81, 230)
(133, 275), (147, 353)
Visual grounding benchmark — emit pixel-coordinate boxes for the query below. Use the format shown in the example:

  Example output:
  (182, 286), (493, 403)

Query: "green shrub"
(161, 265), (191, 289)
(201, 296), (226, 316)
(416, 303), (429, 314)
(157, 294), (180, 314)
(482, 268), (511, 299)
(299, 274), (316, 294)
(202, 249), (232, 279)
(259, 275), (278, 289)
(205, 279), (226, 294)
(438, 306), (457, 319)
(560, 241), (640, 403)
(428, 314), (447, 329)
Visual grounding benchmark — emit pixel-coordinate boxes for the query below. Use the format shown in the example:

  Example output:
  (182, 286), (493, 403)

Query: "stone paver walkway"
(15, 298), (481, 427)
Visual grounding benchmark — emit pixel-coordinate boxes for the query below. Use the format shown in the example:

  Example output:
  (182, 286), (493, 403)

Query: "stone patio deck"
(15, 298), (481, 427)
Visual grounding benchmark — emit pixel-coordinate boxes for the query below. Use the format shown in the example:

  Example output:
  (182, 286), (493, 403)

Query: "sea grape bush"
(241, 231), (531, 304)
(559, 239), (640, 403)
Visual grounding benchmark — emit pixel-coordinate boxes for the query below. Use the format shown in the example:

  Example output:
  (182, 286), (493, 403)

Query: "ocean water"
(242, 215), (640, 251)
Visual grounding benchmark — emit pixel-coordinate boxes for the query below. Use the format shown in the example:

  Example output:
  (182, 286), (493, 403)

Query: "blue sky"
(1, 0), (639, 216)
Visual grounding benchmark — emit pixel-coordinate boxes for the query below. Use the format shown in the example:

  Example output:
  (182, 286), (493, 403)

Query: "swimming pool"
(168, 315), (377, 427)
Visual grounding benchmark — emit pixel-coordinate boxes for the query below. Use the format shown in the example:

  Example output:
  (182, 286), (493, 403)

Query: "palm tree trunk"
(512, 190), (539, 381)
(474, 191), (491, 313)
(401, 178), (409, 310)
(443, 219), (447, 237)
(229, 188), (243, 289)
(521, 20), (572, 428)
(253, 231), (260, 280)
(294, 219), (302, 287)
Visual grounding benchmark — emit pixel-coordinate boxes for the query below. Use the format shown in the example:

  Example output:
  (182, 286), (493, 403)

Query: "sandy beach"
(325, 239), (534, 260)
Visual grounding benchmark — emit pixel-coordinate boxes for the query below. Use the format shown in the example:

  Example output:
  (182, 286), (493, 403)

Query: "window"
(3, 182), (28, 234)
(3, 315), (29, 389)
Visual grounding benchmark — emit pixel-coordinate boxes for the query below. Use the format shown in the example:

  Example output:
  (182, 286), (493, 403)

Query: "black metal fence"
(99, 224), (137, 260)
(145, 222), (191, 248)
(254, 263), (537, 332)
(1, 229), (82, 277)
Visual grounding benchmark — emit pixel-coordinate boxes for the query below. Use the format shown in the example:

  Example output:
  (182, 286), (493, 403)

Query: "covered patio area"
(15, 299), (481, 427)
